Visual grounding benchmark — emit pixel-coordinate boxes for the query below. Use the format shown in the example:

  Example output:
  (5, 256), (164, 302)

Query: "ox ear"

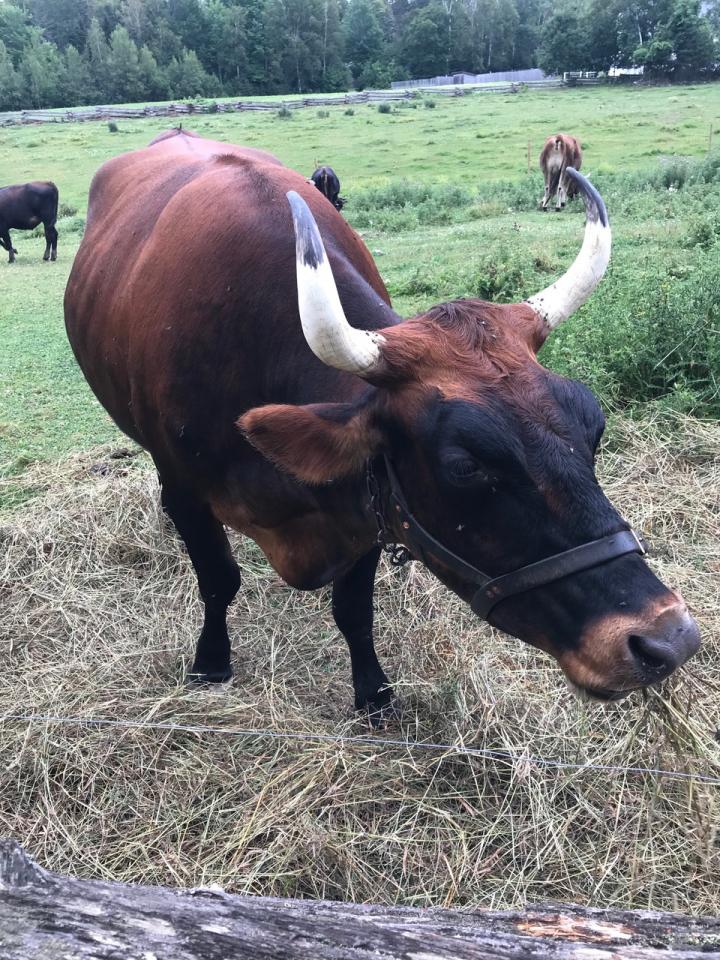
(238, 402), (381, 484)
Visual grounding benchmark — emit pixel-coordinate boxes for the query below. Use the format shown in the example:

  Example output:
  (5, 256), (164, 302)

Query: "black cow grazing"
(311, 165), (345, 210)
(0, 181), (59, 263)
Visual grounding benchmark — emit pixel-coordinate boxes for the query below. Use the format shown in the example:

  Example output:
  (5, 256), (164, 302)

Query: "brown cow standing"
(539, 134), (582, 211)
(0, 181), (59, 262)
(64, 130), (699, 717)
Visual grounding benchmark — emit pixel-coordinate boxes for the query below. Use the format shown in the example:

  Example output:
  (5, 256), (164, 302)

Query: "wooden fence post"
(2, 841), (720, 959)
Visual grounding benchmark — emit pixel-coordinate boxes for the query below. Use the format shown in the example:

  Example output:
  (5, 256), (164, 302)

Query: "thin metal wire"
(2, 712), (720, 786)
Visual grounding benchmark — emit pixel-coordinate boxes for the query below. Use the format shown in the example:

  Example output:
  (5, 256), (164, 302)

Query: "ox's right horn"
(287, 191), (385, 376)
(526, 169), (611, 330)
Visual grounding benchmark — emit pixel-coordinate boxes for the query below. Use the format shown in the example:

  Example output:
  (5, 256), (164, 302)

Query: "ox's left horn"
(287, 190), (385, 376)
(526, 169), (611, 330)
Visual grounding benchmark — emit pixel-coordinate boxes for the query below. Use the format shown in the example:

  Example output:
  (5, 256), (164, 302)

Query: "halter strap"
(378, 457), (647, 620)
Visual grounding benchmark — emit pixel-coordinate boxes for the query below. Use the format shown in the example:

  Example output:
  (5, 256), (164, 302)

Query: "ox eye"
(444, 454), (488, 487)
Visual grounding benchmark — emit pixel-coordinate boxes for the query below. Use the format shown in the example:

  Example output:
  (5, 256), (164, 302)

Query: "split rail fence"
(0, 78), (598, 129)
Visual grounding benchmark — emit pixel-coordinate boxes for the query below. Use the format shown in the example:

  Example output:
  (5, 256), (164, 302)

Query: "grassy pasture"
(0, 83), (719, 912)
(2, 83), (720, 503)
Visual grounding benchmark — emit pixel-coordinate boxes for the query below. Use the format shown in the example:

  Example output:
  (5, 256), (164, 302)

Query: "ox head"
(241, 170), (700, 700)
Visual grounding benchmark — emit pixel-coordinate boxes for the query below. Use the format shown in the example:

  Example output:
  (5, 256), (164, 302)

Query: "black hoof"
(357, 686), (397, 727)
(186, 668), (233, 685)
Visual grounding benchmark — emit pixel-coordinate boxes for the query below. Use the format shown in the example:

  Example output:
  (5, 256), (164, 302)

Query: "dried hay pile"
(1, 415), (719, 911)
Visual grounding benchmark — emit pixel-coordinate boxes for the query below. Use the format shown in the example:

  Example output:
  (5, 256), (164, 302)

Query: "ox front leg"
(160, 481), (240, 684)
(332, 546), (394, 724)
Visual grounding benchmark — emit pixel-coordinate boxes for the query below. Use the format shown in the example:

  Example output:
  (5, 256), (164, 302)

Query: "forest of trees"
(0, 0), (717, 111)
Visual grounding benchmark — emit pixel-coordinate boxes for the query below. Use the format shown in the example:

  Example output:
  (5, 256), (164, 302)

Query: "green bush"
(682, 211), (720, 249)
(541, 254), (720, 416)
(377, 102), (392, 114)
(344, 107), (354, 116)
(424, 98), (436, 109)
(349, 179), (474, 232)
(277, 107), (293, 119)
(317, 109), (330, 118)
(107, 121), (119, 133)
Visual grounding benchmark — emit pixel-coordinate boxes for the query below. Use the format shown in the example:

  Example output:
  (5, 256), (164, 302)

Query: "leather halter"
(370, 456), (647, 620)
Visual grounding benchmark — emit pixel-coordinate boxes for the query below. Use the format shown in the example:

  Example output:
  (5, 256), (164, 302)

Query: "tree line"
(0, 0), (717, 112)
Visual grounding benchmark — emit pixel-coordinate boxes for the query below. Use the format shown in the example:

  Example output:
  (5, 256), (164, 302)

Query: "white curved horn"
(526, 169), (611, 330)
(287, 190), (385, 375)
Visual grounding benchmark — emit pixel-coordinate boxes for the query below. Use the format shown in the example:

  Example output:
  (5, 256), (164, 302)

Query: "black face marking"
(287, 190), (324, 269)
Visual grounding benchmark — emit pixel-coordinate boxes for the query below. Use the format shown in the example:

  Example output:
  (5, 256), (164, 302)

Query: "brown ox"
(539, 134), (582, 211)
(0, 181), (59, 262)
(64, 130), (699, 717)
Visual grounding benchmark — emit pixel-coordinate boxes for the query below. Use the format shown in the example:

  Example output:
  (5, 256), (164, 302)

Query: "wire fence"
(3, 711), (719, 787)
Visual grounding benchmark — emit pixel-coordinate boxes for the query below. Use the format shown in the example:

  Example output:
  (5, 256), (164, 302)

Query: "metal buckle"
(631, 530), (647, 556)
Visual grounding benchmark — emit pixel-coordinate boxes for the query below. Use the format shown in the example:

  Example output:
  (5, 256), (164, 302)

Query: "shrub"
(377, 102), (392, 114)
(317, 109), (329, 118)
(277, 107), (293, 119)
(424, 99), (436, 109)
(57, 215), (86, 236)
(344, 108), (354, 116)
(58, 203), (78, 218)
(541, 254), (720, 416)
(107, 121), (119, 133)
(682, 212), (720, 249)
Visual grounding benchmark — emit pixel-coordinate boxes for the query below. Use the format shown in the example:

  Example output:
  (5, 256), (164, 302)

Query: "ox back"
(0, 181), (59, 262)
(311, 165), (344, 210)
(539, 134), (582, 211)
(65, 129), (699, 716)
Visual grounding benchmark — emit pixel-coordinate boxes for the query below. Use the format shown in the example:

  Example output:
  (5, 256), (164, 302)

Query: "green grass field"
(1, 84), (720, 914)
(2, 83), (720, 507)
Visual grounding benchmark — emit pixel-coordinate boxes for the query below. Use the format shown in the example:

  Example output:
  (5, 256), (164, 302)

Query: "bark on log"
(1, 840), (719, 960)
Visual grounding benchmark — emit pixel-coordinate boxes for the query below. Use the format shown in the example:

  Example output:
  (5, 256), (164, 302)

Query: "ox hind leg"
(556, 170), (567, 210)
(1, 231), (15, 262)
(160, 480), (240, 683)
(540, 179), (552, 211)
(43, 222), (58, 261)
(332, 546), (393, 722)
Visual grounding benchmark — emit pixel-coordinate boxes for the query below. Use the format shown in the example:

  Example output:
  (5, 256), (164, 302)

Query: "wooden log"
(1, 841), (719, 959)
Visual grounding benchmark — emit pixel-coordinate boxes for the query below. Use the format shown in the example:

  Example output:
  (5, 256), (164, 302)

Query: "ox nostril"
(628, 633), (678, 681)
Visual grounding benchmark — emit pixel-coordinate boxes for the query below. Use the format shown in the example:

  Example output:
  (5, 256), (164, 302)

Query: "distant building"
(608, 65), (645, 77)
(391, 68), (546, 89)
